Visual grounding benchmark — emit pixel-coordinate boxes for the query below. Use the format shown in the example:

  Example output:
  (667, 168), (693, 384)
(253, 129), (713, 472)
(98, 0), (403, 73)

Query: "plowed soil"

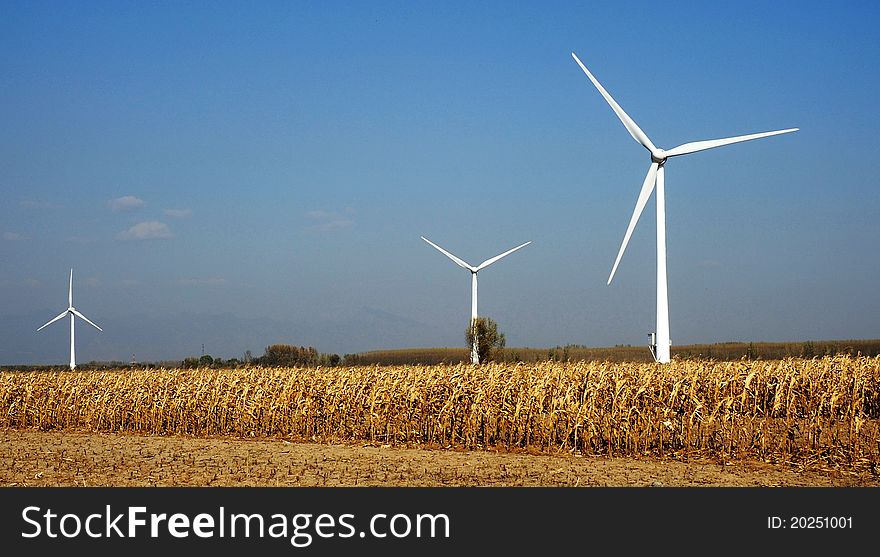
(2, 429), (877, 487)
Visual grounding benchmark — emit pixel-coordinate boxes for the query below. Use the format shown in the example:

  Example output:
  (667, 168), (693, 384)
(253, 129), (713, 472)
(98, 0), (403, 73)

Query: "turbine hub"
(651, 149), (667, 164)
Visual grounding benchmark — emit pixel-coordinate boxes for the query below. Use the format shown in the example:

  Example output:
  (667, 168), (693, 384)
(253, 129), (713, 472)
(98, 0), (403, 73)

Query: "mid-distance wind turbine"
(571, 52), (798, 363)
(421, 236), (530, 364)
(37, 269), (103, 370)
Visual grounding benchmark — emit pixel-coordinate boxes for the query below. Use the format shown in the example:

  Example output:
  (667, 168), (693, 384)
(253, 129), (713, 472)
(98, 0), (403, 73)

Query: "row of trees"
(182, 343), (343, 369)
(181, 317), (509, 368)
(259, 344), (341, 367)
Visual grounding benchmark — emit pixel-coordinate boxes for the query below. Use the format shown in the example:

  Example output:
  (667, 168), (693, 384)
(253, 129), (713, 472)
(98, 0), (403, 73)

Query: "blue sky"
(1, 1), (878, 364)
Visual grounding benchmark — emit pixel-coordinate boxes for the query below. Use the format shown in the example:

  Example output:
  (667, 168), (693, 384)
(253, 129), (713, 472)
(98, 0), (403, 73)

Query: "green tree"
(746, 342), (757, 360)
(324, 353), (341, 367)
(182, 357), (200, 369)
(260, 344), (320, 367)
(466, 317), (506, 364)
(801, 341), (816, 359)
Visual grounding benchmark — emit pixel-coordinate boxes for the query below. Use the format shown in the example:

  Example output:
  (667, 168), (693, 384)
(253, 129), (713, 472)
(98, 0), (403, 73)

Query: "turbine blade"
(476, 241), (531, 271)
(68, 268), (73, 307)
(571, 52), (658, 155)
(421, 236), (474, 271)
(37, 310), (69, 331)
(608, 162), (659, 285)
(664, 128), (799, 158)
(71, 309), (103, 332)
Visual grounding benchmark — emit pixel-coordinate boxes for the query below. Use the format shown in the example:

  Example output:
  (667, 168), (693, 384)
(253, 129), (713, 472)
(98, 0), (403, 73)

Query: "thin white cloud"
(305, 209), (355, 231)
(108, 195), (145, 211)
(164, 208), (193, 219)
(117, 221), (173, 241)
(24, 278), (40, 288)
(85, 277), (100, 287)
(3, 232), (26, 241)
(178, 277), (227, 286)
(121, 279), (141, 287)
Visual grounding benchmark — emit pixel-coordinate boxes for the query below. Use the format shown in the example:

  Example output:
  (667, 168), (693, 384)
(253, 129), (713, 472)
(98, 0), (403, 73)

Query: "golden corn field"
(2, 355), (879, 470)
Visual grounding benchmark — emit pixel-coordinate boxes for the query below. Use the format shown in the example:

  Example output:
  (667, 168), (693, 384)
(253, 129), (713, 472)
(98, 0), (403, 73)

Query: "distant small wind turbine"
(37, 269), (103, 370)
(571, 52), (798, 363)
(421, 236), (530, 364)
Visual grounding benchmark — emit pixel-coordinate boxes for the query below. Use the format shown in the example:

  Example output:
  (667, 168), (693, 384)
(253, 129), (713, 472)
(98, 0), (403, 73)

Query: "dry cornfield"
(2, 355), (879, 471)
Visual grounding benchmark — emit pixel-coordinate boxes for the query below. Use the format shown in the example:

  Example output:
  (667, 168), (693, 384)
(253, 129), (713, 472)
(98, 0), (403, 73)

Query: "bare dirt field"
(2, 429), (877, 487)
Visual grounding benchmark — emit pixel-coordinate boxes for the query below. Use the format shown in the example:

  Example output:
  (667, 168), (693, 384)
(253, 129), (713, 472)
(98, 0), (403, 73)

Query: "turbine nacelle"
(650, 149), (667, 164)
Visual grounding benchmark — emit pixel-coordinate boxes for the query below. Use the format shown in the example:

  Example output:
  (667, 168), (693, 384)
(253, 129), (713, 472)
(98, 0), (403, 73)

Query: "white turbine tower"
(37, 269), (103, 370)
(571, 52), (798, 363)
(421, 236), (530, 364)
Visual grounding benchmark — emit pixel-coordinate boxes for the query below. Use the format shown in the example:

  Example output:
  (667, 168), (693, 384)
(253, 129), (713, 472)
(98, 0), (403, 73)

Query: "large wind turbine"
(37, 269), (103, 370)
(571, 52), (797, 363)
(421, 236), (530, 364)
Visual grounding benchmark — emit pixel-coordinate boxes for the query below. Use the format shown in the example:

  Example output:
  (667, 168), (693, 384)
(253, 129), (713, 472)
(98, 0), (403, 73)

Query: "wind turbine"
(421, 236), (530, 364)
(37, 269), (103, 370)
(571, 52), (797, 363)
